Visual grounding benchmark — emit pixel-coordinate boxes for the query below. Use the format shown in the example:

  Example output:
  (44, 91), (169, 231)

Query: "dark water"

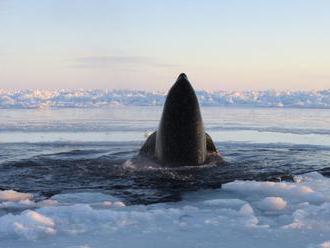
(1, 107), (330, 204)
(1, 141), (329, 205)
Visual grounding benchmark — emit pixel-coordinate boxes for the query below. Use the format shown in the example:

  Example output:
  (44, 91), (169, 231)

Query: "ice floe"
(0, 172), (329, 247)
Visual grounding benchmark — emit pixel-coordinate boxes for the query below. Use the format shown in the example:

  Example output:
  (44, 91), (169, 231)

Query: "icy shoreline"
(1, 89), (330, 109)
(1, 172), (329, 248)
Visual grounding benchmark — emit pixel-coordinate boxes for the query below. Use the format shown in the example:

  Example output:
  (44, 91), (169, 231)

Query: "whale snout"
(178, 72), (188, 79)
(140, 73), (222, 166)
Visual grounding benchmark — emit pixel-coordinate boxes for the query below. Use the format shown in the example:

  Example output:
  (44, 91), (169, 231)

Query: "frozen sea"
(0, 106), (329, 248)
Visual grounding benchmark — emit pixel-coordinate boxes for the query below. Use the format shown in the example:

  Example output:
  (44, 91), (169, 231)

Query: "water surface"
(1, 107), (329, 204)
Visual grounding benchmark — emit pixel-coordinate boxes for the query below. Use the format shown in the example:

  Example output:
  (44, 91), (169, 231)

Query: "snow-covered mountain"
(0, 89), (330, 109)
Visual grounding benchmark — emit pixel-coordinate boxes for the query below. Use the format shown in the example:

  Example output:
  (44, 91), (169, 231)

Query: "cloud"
(69, 55), (178, 69)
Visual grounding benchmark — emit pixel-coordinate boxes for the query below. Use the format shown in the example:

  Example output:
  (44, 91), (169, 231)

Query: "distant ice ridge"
(1, 89), (330, 109)
(0, 172), (330, 247)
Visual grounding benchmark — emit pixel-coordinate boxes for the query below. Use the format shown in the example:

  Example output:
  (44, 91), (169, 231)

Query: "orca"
(140, 73), (222, 166)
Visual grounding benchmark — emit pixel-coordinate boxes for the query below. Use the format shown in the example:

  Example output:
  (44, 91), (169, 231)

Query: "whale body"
(140, 73), (222, 166)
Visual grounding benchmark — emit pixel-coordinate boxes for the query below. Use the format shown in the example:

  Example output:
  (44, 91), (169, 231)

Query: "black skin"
(140, 73), (222, 167)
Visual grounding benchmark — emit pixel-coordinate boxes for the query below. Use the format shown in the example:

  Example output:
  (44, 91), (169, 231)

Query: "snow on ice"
(1, 89), (330, 109)
(0, 172), (329, 248)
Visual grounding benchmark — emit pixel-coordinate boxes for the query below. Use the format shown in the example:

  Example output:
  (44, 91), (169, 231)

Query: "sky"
(0, 0), (329, 91)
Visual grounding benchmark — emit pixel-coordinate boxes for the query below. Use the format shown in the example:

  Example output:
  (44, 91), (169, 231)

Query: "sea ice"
(0, 172), (329, 248)
(0, 190), (32, 202)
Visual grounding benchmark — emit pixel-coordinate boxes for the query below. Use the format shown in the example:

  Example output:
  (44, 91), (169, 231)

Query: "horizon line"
(1, 87), (330, 93)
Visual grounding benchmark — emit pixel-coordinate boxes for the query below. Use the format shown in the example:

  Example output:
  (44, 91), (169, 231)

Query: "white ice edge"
(1, 89), (330, 109)
(0, 172), (329, 248)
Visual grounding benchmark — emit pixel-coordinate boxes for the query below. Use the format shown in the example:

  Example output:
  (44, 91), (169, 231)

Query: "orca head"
(155, 73), (206, 166)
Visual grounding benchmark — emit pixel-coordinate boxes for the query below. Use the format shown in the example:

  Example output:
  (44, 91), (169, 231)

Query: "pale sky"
(0, 0), (329, 91)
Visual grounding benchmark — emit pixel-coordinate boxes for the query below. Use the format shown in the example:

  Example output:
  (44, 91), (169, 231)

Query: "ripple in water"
(0, 142), (329, 205)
